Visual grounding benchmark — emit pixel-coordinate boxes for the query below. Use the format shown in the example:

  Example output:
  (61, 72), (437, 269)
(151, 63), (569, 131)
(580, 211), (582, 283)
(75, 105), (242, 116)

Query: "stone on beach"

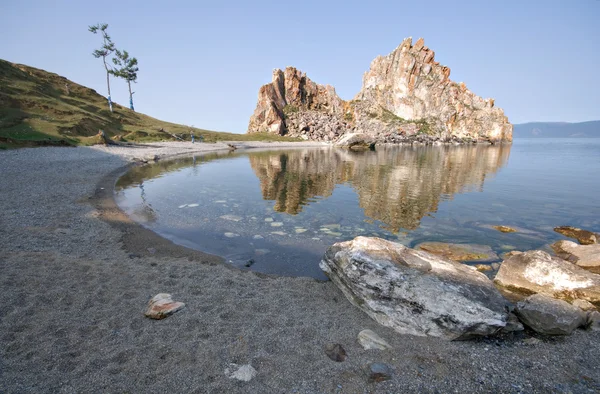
(415, 242), (499, 263)
(324, 343), (347, 362)
(515, 294), (586, 335)
(226, 364), (257, 382)
(494, 250), (600, 305)
(551, 240), (600, 273)
(554, 226), (598, 245)
(320, 237), (509, 340)
(367, 363), (393, 383)
(144, 293), (185, 320)
(358, 329), (392, 350)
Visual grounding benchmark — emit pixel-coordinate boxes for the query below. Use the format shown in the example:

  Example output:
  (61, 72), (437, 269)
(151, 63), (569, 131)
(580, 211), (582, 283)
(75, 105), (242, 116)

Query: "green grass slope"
(0, 59), (298, 149)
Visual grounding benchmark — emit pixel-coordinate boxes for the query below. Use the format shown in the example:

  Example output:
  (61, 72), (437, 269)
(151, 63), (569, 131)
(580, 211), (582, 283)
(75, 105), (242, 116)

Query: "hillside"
(513, 121), (600, 138)
(0, 59), (297, 149)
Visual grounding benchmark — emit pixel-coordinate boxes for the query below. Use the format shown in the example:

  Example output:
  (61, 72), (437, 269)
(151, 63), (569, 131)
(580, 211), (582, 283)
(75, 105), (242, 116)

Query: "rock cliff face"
(247, 38), (512, 143)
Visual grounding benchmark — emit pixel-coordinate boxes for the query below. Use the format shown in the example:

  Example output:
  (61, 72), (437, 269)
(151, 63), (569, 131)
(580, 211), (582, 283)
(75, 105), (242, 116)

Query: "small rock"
(572, 299), (596, 311)
(500, 312), (524, 333)
(358, 329), (392, 350)
(523, 337), (541, 346)
(515, 294), (586, 335)
(367, 363), (393, 382)
(224, 232), (240, 238)
(264, 218), (274, 222)
(144, 293), (185, 320)
(491, 262), (501, 270)
(214, 200), (227, 203)
(295, 228), (307, 234)
(254, 249), (270, 256)
(493, 225), (517, 233)
(271, 231), (287, 236)
(147, 247), (156, 254)
(226, 364), (257, 382)
(324, 343), (347, 362)
(178, 204), (188, 208)
(253, 235), (264, 240)
(244, 259), (255, 268)
(474, 264), (493, 272)
(586, 311), (600, 331)
(270, 222), (284, 227)
(187, 203), (199, 207)
(501, 251), (522, 260)
(554, 226), (598, 245)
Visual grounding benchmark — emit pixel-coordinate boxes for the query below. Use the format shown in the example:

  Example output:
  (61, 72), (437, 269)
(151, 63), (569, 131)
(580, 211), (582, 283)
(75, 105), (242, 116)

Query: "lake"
(115, 139), (600, 280)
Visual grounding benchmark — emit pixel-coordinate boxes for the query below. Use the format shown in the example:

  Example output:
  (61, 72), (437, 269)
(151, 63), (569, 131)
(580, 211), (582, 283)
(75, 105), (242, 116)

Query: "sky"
(1, 0), (599, 133)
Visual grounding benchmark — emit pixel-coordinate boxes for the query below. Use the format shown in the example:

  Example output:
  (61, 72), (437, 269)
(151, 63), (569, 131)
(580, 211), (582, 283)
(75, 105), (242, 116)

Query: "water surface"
(115, 139), (600, 280)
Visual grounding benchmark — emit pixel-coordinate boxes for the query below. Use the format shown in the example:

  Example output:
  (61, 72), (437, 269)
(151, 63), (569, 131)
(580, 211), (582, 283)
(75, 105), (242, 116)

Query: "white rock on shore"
(320, 237), (509, 340)
(494, 250), (600, 305)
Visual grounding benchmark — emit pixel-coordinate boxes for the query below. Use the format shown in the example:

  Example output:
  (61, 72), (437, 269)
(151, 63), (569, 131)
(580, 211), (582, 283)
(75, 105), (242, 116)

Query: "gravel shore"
(1, 142), (599, 393)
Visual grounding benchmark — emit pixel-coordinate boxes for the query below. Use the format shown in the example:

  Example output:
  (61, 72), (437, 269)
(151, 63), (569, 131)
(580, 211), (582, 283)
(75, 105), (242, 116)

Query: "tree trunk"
(104, 59), (113, 112)
(128, 81), (134, 111)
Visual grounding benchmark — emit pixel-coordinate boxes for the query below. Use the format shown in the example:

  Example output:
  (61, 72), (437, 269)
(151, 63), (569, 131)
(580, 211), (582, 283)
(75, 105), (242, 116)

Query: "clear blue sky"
(1, 0), (599, 132)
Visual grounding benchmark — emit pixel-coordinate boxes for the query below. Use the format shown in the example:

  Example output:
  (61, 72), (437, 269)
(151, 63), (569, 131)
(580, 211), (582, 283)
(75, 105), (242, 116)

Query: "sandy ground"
(0, 142), (599, 394)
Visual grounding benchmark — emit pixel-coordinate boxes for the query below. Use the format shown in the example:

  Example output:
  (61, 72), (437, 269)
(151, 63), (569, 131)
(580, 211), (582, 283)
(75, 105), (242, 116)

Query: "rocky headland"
(247, 37), (513, 145)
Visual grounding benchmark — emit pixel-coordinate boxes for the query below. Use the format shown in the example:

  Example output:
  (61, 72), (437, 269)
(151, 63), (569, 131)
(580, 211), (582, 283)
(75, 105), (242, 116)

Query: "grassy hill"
(0, 59), (297, 149)
(513, 121), (600, 138)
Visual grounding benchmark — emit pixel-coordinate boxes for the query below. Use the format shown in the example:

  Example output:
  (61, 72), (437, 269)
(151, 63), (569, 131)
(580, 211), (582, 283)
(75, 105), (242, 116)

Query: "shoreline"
(0, 142), (599, 393)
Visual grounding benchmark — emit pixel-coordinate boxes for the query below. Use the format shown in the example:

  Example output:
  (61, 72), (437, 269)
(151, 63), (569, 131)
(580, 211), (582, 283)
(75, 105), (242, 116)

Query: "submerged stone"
(187, 203), (199, 207)
(554, 226), (598, 245)
(295, 228), (307, 234)
(220, 214), (243, 222)
(493, 225), (517, 233)
(270, 222), (284, 227)
(415, 242), (499, 263)
(224, 232), (240, 238)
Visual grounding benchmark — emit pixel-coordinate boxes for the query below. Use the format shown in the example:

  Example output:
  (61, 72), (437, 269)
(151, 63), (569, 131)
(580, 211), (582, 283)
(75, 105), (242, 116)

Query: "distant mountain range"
(513, 121), (600, 138)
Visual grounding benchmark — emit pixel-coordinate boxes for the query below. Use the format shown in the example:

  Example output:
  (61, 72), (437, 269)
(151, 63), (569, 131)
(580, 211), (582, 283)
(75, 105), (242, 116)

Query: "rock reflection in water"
(249, 145), (510, 232)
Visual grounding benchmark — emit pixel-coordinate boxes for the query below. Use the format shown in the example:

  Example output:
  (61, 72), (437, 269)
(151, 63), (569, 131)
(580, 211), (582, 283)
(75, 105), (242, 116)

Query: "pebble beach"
(1, 142), (599, 393)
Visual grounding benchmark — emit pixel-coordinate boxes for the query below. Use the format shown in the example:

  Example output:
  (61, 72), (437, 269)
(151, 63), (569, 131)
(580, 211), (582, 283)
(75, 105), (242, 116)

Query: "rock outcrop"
(248, 38), (512, 144)
(320, 237), (509, 340)
(494, 250), (600, 306)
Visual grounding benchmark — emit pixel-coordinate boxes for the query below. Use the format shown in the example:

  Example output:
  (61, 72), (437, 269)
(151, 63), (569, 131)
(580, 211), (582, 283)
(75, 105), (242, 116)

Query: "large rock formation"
(320, 236), (509, 340)
(247, 38), (512, 144)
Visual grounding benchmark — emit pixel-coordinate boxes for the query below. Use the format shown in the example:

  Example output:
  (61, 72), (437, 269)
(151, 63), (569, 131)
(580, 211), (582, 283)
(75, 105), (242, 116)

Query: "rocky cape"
(247, 37), (512, 144)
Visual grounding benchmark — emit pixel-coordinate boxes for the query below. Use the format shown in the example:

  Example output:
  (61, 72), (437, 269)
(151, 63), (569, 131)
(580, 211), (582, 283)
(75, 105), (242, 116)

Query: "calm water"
(115, 139), (600, 280)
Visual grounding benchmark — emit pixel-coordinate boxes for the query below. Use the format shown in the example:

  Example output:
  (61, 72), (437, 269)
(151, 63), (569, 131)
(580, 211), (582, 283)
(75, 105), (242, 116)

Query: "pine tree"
(111, 49), (139, 111)
(89, 23), (115, 112)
